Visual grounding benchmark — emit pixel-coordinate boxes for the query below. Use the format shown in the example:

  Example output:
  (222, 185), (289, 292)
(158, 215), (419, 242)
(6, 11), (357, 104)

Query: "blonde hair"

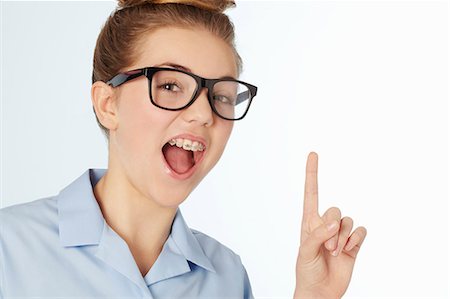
(92, 0), (242, 141)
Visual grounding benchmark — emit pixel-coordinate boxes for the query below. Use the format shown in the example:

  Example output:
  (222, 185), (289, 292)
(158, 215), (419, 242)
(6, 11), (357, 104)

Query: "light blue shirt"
(0, 168), (253, 298)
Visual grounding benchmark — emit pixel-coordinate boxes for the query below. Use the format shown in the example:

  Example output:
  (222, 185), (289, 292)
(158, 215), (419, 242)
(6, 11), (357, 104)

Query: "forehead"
(132, 26), (238, 79)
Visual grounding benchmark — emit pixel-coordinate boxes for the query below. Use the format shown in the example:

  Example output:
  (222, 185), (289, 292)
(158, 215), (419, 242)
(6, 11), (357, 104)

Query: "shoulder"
(189, 228), (254, 298)
(0, 196), (60, 267)
(0, 196), (58, 220)
(190, 227), (245, 269)
(0, 196), (59, 238)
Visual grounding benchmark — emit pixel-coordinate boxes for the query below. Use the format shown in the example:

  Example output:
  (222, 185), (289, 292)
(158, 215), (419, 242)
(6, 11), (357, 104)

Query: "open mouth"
(161, 138), (206, 177)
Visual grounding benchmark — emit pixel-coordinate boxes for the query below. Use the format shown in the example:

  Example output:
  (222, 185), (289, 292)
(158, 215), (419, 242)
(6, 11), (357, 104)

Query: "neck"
(93, 166), (177, 269)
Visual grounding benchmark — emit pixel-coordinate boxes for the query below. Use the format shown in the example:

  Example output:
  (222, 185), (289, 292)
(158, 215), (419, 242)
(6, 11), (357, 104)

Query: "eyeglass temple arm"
(236, 90), (250, 105)
(106, 69), (145, 87)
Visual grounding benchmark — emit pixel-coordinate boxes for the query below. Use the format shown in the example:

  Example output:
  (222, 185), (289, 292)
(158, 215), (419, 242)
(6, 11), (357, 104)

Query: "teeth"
(176, 139), (183, 147)
(182, 139), (192, 150)
(168, 138), (205, 152)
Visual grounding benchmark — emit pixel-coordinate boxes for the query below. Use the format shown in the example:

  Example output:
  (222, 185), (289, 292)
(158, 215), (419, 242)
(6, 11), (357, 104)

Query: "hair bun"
(117, 0), (236, 13)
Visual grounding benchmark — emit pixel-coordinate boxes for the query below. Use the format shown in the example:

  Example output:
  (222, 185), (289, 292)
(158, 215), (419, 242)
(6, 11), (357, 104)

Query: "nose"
(181, 87), (214, 126)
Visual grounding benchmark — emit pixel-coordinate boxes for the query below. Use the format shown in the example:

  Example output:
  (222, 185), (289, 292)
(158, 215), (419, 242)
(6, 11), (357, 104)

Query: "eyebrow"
(155, 62), (237, 80)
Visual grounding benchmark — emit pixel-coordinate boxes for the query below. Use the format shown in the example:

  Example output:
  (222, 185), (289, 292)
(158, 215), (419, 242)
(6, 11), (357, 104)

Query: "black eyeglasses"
(106, 66), (258, 121)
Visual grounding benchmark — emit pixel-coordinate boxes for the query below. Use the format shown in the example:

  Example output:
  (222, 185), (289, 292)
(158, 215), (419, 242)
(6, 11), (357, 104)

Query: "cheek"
(115, 87), (175, 159)
(214, 120), (234, 153)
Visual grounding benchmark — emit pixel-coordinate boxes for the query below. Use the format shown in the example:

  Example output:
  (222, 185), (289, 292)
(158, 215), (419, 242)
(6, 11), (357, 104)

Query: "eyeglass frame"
(105, 66), (258, 121)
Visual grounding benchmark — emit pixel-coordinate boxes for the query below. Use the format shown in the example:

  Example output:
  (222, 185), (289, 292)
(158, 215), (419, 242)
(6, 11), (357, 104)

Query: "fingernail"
(331, 249), (338, 256)
(326, 239), (335, 250)
(327, 221), (338, 231)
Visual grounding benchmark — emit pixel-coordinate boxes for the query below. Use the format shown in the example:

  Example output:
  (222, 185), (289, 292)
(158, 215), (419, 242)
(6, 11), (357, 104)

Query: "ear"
(91, 81), (119, 131)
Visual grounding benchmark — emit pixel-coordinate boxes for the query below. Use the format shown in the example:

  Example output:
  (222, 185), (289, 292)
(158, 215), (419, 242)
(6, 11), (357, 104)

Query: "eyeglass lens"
(150, 70), (251, 120)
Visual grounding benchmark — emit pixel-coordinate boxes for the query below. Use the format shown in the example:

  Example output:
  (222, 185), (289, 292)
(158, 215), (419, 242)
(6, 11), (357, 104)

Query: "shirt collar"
(57, 168), (105, 247)
(57, 168), (216, 274)
(169, 208), (216, 273)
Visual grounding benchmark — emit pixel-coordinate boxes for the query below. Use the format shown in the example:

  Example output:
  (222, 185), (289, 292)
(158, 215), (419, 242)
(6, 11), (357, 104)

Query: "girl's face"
(108, 27), (237, 208)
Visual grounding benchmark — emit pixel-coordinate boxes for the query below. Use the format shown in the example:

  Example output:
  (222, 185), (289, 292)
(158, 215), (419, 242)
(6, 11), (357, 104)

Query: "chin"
(152, 187), (192, 208)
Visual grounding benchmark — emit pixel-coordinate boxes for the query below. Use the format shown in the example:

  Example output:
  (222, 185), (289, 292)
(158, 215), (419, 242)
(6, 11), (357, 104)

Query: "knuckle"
(312, 227), (322, 239)
(343, 216), (353, 226)
(313, 224), (328, 239)
(358, 227), (368, 239)
(331, 206), (342, 217)
(352, 229), (365, 242)
(324, 206), (341, 217)
(361, 226), (368, 235)
(356, 226), (367, 236)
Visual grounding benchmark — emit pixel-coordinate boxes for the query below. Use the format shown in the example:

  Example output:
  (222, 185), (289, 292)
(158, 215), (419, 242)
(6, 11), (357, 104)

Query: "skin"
(91, 26), (367, 298)
(91, 26), (236, 276)
(294, 152), (367, 299)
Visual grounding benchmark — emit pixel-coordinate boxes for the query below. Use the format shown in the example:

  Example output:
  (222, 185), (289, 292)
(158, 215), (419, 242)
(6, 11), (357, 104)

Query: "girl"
(0, 0), (367, 298)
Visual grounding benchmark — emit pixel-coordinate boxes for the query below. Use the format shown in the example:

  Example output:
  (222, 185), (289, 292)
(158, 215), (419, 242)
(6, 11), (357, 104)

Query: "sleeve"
(236, 254), (254, 299)
(242, 263), (254, 299)
(0, 221), (4, 299)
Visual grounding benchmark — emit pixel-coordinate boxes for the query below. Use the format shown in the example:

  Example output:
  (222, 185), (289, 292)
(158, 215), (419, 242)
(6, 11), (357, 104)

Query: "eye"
(158, 81), (182, 92)
(213, 94), (235, 105)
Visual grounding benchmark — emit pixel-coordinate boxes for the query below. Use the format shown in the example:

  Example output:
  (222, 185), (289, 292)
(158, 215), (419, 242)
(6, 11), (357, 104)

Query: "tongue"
(163, 144), (195, 174)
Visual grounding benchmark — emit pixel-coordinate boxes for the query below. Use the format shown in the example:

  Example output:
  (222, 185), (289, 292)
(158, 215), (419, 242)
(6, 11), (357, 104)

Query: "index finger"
(303, 151), (319, 219)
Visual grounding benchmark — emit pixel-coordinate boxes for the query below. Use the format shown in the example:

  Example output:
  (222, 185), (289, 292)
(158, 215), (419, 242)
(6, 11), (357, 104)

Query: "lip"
(161, 133), (208, 180)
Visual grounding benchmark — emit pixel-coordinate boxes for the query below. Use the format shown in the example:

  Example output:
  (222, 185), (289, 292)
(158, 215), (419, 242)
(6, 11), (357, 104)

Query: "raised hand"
(294, 152), (367, 299)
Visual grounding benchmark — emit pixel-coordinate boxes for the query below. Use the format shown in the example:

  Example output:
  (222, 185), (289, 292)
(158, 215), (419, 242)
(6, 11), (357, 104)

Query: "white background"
(1, 0), (449, 298)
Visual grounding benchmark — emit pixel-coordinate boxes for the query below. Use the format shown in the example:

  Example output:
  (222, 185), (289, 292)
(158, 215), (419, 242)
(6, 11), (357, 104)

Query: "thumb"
(300, 220), (340, 262)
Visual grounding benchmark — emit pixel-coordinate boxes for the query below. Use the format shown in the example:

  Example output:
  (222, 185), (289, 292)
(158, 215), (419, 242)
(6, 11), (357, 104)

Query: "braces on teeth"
(168, 138), (205, 152)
